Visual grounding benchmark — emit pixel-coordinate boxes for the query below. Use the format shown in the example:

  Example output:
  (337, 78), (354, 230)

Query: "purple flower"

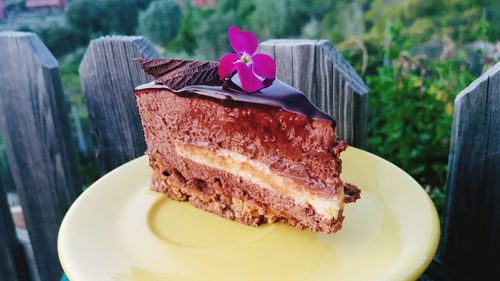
(218, 26), (276, 93)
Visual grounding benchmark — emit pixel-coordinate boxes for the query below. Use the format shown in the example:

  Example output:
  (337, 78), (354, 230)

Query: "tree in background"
(66, 0), (139, 38)
(169, 0), (214, 56)
(366, 22), (474, 212)
(37, 0), (149, 58)
(316, 0), (500, 57)
(139, 0), (182, 47)
(245, 0), (309, 39)
(195, 11), (235, 59)
(36, 23), (85, 57)
(169, 0), (311, 59)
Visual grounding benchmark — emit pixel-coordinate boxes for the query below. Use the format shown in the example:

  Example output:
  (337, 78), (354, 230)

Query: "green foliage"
(192, 9), (236, 60)
(59, 49), (100, 187)
(169, 0), (239, 59)
(170, 0), (311, 59)
(139, 0), (182, 47)
(78, 154), (100, 188)
(66, 0), (139, 37)
(245, 0), (310, 39)
(366, 23), (474, 212)
(315, 0), (500, 54)
(168, 0), (210, 56)
(37, 24), (85, 57)
(38, 0), (150, 58)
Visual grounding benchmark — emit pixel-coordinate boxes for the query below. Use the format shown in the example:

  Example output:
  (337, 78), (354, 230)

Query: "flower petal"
(235, 62), (263, 92)
(228, 26), (258, 55)
(218, 53), (240, 79)
(252, 53), (276, 79)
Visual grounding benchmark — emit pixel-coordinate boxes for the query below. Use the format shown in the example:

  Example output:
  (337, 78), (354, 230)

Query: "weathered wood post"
(434, 62), (500, 280)
(80, 36), (160, 174)
(0, 32), (82, 281)
(258, 40), (369, 148)
(0, 177), (28, 281)
(0, 135), (22, 281)
(0, 187), (18, 281)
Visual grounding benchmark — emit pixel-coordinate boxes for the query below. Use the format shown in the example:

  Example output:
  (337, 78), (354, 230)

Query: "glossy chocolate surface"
(135, 77), (334, 122)
(134, 58), (333, 122)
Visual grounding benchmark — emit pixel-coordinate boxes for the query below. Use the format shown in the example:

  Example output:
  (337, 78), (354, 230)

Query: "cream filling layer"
(174, 142), (343, 219)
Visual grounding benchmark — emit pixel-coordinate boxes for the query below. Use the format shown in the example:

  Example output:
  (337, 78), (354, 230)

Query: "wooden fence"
(0, 31), (498, 281)
(0, 31), (82, 281)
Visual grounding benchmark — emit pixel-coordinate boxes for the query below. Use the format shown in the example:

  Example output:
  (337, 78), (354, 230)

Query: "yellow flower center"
(241, 53), (252, 64)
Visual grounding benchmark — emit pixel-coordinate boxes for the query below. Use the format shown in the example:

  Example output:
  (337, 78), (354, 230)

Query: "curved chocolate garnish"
(134, 58), (219, 90)
(134, 58), (334, 122)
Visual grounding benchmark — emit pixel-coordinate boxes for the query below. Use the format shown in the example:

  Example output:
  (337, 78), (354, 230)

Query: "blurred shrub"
(168, 0), (205, 56)
(315, 0), (500, 65)
(245, 0), (309, 39)
(169, 0), (311, 59)
(169, 0), (234, 59)
(38, 0), (149, 58)
(59, 49), (100, 187)
(37, 24), (85, 57)
(366, 22), (474, 213)
(139, 0), (182, 47)
(192, 9), (236, 59)
(66, 0), (139, 37)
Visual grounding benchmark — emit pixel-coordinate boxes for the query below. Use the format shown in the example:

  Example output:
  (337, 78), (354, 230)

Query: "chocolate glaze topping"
(134, 58), (334, 122)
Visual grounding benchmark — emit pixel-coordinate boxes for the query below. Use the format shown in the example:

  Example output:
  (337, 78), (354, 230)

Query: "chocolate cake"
(134, 58), (360, 233)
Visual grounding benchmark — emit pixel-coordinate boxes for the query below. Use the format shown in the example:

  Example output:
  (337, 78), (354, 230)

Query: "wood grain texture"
(0, 134), (20, 281)
(258, 39), (368, 148)
(80, 36), (160, 174)
(440, 61), (500, 280)
(0, 32), (82, 281)
(0, 177), (20, 281)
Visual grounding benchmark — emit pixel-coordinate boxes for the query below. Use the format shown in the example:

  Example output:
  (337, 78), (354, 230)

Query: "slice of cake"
(133, 58), (360, 233)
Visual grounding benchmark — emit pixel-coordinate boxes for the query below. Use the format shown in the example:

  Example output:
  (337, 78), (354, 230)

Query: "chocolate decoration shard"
(134, 58), (334, 122)
(134, 58), (219, 90)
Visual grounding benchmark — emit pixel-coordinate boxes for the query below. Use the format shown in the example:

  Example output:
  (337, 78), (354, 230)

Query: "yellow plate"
(58, 147), (440, 281)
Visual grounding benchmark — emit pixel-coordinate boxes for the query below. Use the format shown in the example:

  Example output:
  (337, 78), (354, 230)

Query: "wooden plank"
(80, 36), (160, 174)
(338, 77), (347, 139)
(354, 90), (368, 149)
(257, 41), (275, 62)
(331, 63), (340, 117)
(314, 40), (327, 113)
(258, 39), (368, 148)
(274, 42), (294, 86)
(0, 31), (82, 281)
(344, 82), (354, 143)
(291, 41), (317, 102)
(0, 179), (20, 281)
(440, 61), (500, 279)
